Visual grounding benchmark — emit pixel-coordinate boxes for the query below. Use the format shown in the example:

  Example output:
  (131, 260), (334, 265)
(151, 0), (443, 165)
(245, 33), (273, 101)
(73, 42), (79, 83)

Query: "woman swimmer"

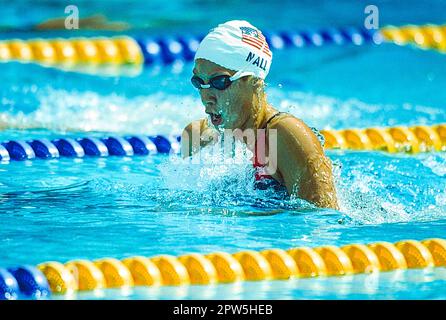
(181, 20), (339, 209)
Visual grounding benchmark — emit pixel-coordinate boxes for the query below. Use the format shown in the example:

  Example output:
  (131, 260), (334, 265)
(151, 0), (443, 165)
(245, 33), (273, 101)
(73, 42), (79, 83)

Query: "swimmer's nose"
(204, 104), (218, 116)
(200, 88), (217, 108)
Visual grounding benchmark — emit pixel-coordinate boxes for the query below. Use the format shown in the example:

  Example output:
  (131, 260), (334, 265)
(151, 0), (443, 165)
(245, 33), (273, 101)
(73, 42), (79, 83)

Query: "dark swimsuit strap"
(261, 111), (288, 130)
(254, 111), (288, 164)
(254, 111), (288, 181)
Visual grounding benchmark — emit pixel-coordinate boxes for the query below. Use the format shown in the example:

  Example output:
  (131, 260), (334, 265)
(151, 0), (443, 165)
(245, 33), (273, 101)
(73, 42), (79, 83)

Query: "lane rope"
(0, 23), (443, 76)
(1, 238), (445, 299)
(0, 36), (144, 65)
(0, 26), (381, 68)
(380, 24), (446, 54)
(1, 124), (445, 162)
(0, 24), (442, 75)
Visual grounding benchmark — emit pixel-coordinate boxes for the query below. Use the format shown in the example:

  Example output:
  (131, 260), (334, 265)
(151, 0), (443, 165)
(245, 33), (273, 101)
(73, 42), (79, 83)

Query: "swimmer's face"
(193, 58), (256, 130)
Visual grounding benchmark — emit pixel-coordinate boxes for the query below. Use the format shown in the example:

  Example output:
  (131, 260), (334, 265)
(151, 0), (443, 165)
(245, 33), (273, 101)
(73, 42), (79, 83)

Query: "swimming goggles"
(190, 70), (254, 90)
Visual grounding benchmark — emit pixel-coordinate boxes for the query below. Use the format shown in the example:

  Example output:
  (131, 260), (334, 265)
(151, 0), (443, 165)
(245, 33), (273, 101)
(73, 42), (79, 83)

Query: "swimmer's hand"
(181, 118), (219, 158)
(201, 127), (219, 144)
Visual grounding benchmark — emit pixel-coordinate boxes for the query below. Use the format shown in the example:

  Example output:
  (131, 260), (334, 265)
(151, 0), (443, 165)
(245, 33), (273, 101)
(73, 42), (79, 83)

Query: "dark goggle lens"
(210, 75), (231, 90)
(190, 75), (232, 90)
(191, 76), (205, 89)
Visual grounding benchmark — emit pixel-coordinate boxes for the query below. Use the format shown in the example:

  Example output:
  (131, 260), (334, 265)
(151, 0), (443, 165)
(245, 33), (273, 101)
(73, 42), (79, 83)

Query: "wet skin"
(182, 58), (339, 209)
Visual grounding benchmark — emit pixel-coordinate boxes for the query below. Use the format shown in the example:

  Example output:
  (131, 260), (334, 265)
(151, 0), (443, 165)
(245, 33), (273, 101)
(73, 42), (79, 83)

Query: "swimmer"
(181, 20), (339, 209)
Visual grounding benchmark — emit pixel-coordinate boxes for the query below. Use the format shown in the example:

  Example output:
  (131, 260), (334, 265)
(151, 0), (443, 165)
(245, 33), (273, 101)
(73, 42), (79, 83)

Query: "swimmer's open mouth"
(209, 113), (223, 126)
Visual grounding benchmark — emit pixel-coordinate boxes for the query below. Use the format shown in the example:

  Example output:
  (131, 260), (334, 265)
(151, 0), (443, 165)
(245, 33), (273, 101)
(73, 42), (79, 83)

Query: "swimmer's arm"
(181, 118), (219, 158)
(273, 118), (339, 209)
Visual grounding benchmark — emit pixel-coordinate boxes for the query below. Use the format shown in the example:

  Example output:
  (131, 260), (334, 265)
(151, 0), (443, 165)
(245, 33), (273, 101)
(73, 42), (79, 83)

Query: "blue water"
(1, 0), (446, 299)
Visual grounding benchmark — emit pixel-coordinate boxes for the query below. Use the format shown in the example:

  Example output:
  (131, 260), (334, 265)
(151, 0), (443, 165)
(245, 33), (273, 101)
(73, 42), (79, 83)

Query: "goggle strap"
(230, 70), (255, 81)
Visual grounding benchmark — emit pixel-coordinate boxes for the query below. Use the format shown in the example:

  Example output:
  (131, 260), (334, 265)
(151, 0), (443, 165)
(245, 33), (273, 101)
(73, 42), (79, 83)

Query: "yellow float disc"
(260, 249), (299, 279)
(71, 39), (101, 64)
(8, 40), (33, 60)
(380, 26), (410, 44)
(121, 256), (162, 286)
(421, 239), (446, 267)
(433, 124), (446, 150)
(320, 129), (347, 149)
(37, 261), (77, 294)
(113, 37), (144, 64)
(0, 43), (11, 60)
(94, 258), (134, 288)
(205, 252), (245, 283)
(94, 38), (123, 64)
(233, 251), (272, 281)
(50, 40), (78, 63)
(341, 244), (381, 273)
(340, 129), (372, 150)
(367, 242), (407, 271)
(420, 25), (445, 49)
(435, 26), (446, 51)
(394, 240), (434, 269)
(364, 128), (397, 152)
(151, 255), (190, 286)
(314, 246), (353, 276)
(410, 126), (442, 151)
(387, 127), (420, 153)
(65, 259), (105, 291)
(403, 25), (433, 48)
(28, 40), (56, 63)
(286, 247), (327, 277)
(178, 253), (218, 285)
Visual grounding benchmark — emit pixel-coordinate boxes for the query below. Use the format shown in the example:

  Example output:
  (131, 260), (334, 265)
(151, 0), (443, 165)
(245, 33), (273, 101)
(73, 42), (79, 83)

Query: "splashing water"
(332, 151), (446, 225)
(157, 140), (308, 215)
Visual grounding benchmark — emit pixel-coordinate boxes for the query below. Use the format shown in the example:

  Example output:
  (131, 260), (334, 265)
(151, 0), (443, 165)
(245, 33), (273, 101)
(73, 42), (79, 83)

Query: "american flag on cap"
(239, 26), (272, 57)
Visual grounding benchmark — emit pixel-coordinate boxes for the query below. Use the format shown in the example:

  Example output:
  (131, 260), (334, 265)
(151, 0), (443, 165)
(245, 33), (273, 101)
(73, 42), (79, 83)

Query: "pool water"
(1, 0), (446, 299)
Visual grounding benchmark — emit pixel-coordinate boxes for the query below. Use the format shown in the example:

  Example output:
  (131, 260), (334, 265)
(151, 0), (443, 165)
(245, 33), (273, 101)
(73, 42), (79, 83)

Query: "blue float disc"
(102, 136), (134, 156)
(126, 136), (158, 155)
(77, 137), (109, 157)
(148, 135), (172, 154)
(0, 268), (19, 300)
(136, 38), (162, 65)
(157, 37), (185, 64)
(177, 35), (200, 61)
(52, 138), (85, 157)
(1, 140), (35, 161)
(28, 139), (60, 159)
(7, 265), (50, 299)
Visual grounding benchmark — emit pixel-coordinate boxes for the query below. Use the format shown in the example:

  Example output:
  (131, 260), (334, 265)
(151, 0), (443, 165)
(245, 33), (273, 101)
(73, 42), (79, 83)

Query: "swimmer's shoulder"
(267, 113), (324, 152)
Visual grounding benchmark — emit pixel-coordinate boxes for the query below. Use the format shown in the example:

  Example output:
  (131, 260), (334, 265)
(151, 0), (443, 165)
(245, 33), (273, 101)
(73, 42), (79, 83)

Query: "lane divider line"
(1, 124), (444, 163)
(2, 238), (446, 299)
(0, 27), (379, 68)
(0, 24), (442, 75)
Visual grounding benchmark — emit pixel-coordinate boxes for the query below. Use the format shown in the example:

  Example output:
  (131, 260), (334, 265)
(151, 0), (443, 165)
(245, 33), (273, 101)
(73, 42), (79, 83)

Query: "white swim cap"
(194, 20), (272, 80)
